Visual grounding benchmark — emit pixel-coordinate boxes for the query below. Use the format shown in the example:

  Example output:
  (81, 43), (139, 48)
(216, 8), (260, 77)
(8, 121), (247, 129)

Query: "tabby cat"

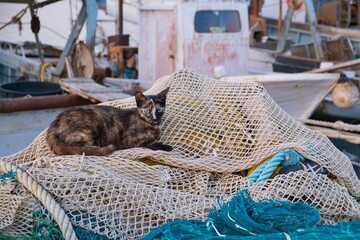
(46, 87), (172, 156)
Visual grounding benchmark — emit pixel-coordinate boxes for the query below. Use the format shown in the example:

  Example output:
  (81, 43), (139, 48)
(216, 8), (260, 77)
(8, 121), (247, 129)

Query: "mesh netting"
(0, 69), (359, 239)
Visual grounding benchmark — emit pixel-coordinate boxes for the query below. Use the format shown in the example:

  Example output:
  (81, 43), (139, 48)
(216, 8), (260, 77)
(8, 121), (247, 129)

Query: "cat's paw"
(161, 144), (173, 152)
(148, 142), (173, 151)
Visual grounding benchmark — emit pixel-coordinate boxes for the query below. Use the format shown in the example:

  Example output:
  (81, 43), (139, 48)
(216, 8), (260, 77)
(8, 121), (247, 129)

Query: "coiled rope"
(248, 149), (304, 183)
(0, 161), (77, 240)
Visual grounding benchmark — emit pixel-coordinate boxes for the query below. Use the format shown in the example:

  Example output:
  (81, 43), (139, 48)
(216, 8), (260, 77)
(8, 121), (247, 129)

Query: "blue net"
(143, 189), (360, 240)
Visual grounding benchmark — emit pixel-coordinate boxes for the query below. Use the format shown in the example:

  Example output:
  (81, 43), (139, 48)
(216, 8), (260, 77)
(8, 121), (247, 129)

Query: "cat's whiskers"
(150, 100), (157, 120)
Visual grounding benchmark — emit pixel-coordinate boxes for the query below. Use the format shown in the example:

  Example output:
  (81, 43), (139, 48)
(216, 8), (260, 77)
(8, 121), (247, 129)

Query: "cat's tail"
(46, 131), (116, 156)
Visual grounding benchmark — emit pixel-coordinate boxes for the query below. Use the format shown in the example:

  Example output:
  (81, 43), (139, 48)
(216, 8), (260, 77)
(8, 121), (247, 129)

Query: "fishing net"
(0, 68), (359, 239)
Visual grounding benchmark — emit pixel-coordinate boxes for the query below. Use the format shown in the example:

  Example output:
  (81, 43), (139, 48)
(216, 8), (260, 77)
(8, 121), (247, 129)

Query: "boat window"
(194, 10), (241, 33)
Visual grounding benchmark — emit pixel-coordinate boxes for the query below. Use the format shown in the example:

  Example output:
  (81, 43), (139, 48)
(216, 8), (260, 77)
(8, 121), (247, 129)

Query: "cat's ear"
(135, 92), (147, 107)
(157, 87), (170, 102)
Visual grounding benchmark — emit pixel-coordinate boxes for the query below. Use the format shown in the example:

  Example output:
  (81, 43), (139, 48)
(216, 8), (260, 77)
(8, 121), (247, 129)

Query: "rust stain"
(202, 42), (236, 65)
(184, 36), (247, 76)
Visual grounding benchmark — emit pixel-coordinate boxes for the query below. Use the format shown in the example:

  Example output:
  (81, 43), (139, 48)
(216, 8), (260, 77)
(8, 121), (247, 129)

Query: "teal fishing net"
(207, 190), (319, 234)
(0, 209), (110, 240)
(2, 189), (358, 240)
(144, 190), (359, 240)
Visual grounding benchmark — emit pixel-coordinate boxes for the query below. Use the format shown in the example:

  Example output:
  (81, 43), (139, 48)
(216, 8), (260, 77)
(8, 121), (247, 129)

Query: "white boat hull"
(222, 73), (340, 120)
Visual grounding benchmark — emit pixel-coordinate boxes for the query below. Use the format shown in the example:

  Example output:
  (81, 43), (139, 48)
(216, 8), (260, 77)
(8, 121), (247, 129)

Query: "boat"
(222, 73), (339, 120)
(248, 0), (360, 123)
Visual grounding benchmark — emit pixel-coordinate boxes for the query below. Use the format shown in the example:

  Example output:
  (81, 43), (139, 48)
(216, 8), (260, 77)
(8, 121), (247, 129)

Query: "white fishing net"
(0, 69), (359, 239)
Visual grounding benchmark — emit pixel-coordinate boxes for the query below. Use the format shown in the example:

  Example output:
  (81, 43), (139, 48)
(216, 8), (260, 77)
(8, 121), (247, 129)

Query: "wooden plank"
(303, 0), (324, 61)
(61, 78), (95, 83)
(292, 37), (355, 62)
(307, 58), (360, 73)
(276, 3), (294, 52)
(60, 84), (95, 102)
(248, 48), (275, 74)
(265, 17), (360, 41)
(59, 78), (132, 103)
(92, 92), (131, 102)
(273, 55), (320, 73)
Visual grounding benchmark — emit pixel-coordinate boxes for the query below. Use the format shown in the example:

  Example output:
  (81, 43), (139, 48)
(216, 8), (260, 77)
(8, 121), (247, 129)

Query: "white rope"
(333, 120), (360, 132)
(0, 6), (28, 31)
(299, 118), (360, 132)
(0, 161), (78, 240)
(297, 119), (360, 132)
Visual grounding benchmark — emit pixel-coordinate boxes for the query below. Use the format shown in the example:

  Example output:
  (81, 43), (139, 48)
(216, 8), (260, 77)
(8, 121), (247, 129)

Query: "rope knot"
(282, 150), (304, 166)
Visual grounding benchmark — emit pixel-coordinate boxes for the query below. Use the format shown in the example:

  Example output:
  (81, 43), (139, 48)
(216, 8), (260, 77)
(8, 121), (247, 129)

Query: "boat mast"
(118, 0), (123, 35)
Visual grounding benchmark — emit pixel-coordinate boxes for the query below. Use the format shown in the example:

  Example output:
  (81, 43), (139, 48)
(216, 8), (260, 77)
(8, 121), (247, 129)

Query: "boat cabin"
(137, 0), (249, 81)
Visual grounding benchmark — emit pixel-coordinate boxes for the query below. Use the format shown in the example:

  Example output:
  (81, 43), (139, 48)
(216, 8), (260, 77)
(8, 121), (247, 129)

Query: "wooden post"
(253, 0), (258, 17)
(278, 0), (283, 37)
(53, 2), (87, 77)
(118, 0), (123, 35)
(276, 1), (294, 52)
(357, 0), (360, 26)
(303, 0), (324, 61)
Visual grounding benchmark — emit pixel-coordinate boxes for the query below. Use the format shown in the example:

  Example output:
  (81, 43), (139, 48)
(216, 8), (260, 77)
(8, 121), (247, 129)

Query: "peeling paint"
(139, 1), (249, 81)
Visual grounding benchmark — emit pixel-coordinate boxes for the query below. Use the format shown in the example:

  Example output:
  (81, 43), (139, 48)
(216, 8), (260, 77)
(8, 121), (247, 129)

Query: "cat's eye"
(156, 108), (165, 113)
(143, 109), (150, 114)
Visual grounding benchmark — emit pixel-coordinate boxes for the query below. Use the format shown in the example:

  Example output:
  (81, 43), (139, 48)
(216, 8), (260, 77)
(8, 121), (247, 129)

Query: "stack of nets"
(0, 69), (359, 239)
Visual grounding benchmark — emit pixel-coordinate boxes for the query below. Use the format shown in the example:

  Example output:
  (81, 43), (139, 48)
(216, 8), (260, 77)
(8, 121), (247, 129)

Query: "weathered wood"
(103, 78), (153, 90)
(273, 55), (320, 73)
(265, 16), (360, 39)
(303, 0), (324, 61)
(248, 48), (275, 74)
(358, 0), (360, 26)
(61, 78), (95, 83)
(308, 58), (360, 73)
(59, 78), (132, 103)
(276, 3), (294, 52)
(65, 57), (75, 78)
(291, 37), (355, 62)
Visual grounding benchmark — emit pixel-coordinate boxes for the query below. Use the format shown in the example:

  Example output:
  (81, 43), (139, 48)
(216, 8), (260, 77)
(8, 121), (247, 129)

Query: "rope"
(0, 161), (78, 240)
(39, 62), (54, 82)
(248, 149), (304, 183)
(0, 6), (28, 31)
(333, 120), (360, 132)
(306, 125), (360, 145)
(300, 118), (360, 132)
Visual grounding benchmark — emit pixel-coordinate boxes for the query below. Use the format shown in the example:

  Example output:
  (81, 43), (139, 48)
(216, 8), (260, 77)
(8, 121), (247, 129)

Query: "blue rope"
(248, 149), (304, 183)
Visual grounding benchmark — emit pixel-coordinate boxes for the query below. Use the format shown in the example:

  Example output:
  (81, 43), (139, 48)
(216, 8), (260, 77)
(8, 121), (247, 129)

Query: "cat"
(46, 87), (172, 156)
